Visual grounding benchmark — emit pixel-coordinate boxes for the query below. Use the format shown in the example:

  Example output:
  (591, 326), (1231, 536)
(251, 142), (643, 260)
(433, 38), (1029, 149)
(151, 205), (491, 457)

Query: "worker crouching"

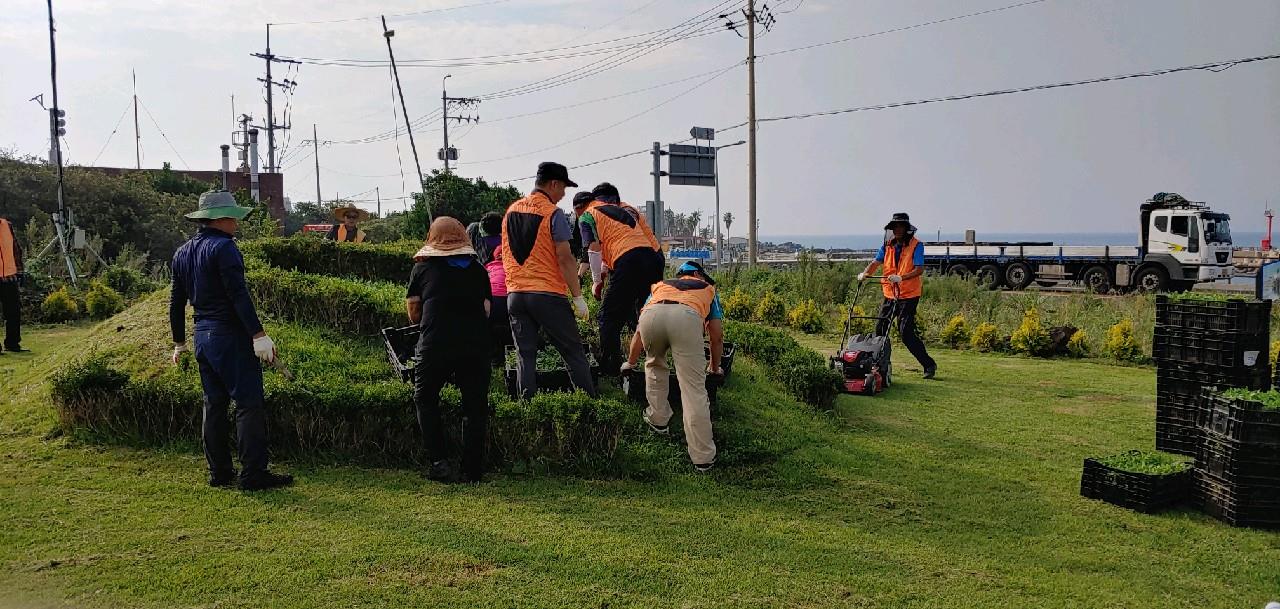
(624, 262), (724, 472)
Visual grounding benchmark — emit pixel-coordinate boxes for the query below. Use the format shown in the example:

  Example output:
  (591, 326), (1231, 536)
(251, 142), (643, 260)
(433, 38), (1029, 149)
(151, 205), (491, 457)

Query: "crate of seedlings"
(1200, 389), (1280, 447)
(381, 325), (422, 382)
(619, 342), (735, 407)
(1151, 329), (1269, 369)
(1195, 471), (1280, 529)
(503, 345), (600, 397)
(1196, 433), (1280, 487)
(1156, 361), (1270, 393)
(1155, 294), (1272, 334)
(1080, 450), (1193, 513)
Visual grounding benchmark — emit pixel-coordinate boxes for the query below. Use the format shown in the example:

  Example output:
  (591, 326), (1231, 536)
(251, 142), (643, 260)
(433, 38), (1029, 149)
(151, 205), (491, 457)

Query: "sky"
(2, 0), (1278, 238)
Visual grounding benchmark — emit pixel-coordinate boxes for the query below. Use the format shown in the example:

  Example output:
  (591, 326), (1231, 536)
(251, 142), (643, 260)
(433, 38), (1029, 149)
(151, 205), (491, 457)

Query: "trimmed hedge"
(723, 321), (840, 408)
(246, 267), (404, 336)
(240, 237), (420, 284)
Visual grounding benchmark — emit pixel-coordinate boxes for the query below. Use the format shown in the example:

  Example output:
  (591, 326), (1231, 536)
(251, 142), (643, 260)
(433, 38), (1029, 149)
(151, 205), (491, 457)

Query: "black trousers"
(413, 351), (491, 479)
(0, 281), (20, 351)
(599, 248), (665, 372)
(508, 292), (598, 399)
(875, 297), (937, 371)
(193, 329), (269, 479)
(489, 295), (511, 364)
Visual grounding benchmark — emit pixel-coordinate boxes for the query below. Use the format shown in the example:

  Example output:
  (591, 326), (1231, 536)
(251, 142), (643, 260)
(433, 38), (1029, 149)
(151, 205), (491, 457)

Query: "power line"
(89, 99), (134, 166)
(268, 0), (512, 26)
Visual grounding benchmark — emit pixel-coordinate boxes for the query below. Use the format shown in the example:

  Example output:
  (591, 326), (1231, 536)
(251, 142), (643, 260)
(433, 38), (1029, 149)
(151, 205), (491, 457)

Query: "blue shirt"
(169, 227), (265, 344)
(875, 241), (924, 266)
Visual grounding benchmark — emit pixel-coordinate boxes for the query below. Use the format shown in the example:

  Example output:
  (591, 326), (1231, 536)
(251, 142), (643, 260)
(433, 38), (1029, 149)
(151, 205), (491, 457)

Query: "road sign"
(670, 249), (712, 259)
(690, 126), (715, 140)
(668, 144), (715, 187)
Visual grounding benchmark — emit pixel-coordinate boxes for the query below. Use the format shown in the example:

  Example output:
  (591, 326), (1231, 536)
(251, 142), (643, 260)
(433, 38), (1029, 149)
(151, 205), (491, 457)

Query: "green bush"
(1009, 308), (1051, 356)
(99, 265), (158, 299)
(246, 268), (404, 336)
(1067, 330), (1090, 358)
(752, 292), (787, 326)
(724, 321), (839, 408)
(1103, 319), (1143, 362)
(939, 314), (969, 348)
(970, 322), (1001, 352)
(41, 286), (80, 322)
(84, 281), (126, 319)
(788, 299), (826, 334)
(240, 237), (419, 284)
(722, 287), (754, 322)
(847, 305), (875, 335)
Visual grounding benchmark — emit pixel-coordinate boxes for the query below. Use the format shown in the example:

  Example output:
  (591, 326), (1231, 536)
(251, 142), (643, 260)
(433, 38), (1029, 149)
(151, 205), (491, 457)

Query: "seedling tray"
(1196, 432), (1280, 486)
(1156, 361), (1270, 392)
(1155, 422), (1200, 457)
(1155, 295), (1271, 334)
(502, 345), (600, 398)
(381, 325), (421, 383)
(1152, 328), (1268, 369)
(1194, 471), (1280, 529)
(1080, 454), (1192, 513)
(1199, 393), (1280, 446)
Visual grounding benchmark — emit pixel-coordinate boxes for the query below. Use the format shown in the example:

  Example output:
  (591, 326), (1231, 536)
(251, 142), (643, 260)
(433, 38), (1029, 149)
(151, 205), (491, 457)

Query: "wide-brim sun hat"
(884, 212), (918, 233)
(333, 206), (370, 222)
(414, 216), (477, 260)
(184, 190), (255, 221)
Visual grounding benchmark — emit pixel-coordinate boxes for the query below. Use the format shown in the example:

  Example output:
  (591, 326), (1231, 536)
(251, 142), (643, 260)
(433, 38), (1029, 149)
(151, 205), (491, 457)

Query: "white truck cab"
(1141, 194), (1235, 287)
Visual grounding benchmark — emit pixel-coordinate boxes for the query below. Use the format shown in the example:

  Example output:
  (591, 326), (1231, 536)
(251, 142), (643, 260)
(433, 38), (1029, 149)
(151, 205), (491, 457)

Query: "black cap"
(591, 182), (620, 199)
(884, 212), (917, 232)
(572, 191), (594, 209)
(536, 162), (578, 188)
(676, 261), (716, 285)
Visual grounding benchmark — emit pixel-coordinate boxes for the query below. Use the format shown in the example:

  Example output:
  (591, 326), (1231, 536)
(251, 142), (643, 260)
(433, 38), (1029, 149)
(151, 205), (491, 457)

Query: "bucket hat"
(184, 191), (255, 221)
(883, 212), (918, 233)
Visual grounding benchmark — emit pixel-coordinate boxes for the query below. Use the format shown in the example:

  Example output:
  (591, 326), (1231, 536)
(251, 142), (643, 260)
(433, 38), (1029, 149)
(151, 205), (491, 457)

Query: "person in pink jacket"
(486, 245), (511, 364)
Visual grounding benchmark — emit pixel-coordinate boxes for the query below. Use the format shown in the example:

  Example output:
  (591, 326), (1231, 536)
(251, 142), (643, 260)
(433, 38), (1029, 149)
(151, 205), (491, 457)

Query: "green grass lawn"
(2, 324), (1278, 608)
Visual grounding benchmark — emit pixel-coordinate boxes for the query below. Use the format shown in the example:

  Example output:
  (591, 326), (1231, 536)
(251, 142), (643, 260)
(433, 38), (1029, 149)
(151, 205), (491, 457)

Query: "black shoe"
(208, 470), (238, 488)
(923, 367), (937, 380)
(424, 460), (455, 483)
(694, 460), (715, 473)
(4, 346), (25, 353)
(643, 415), (669, 435)
(239, 471), (294, 491)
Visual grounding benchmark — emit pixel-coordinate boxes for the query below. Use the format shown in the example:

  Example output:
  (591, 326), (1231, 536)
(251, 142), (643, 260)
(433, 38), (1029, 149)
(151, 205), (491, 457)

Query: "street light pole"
(713, 140), (745, 267)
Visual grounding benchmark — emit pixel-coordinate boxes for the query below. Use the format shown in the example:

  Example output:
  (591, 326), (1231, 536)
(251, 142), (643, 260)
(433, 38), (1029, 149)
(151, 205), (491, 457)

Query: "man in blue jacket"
(170, 191), (293, 491)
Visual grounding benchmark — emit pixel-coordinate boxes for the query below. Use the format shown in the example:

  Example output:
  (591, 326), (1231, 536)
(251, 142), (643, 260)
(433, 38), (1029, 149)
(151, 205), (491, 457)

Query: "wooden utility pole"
(746, 0), (758, 266)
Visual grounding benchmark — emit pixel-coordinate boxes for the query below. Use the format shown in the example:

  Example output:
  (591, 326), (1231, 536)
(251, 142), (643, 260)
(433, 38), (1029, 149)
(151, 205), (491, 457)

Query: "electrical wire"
(269, 0), (512, 26)
(137, 98), (189, 169)
(89, 100), (134, 166)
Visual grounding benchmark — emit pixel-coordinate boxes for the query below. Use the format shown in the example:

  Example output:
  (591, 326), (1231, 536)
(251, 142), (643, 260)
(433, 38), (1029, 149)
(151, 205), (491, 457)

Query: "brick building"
(86, 167), (286, 221)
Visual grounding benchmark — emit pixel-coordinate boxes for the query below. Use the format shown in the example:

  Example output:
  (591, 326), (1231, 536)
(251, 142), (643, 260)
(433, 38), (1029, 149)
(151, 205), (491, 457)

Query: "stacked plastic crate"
(1195, 391), (1280, 529)
(1152, 295), (1271, 456)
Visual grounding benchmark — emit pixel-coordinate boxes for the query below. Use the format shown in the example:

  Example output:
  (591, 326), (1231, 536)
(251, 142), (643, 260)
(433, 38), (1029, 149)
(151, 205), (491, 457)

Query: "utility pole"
(746, 0), (758, 266)
(651, 142), (667, 240)
(440, 74), (479, 172)
(251, 25), (298, 173)
(381, 15), (429, 221)
(376, 187), (381, 217)
(312, 124), (321, 207)
(46, 0), (77, 284)
(132, 69), (141, 169)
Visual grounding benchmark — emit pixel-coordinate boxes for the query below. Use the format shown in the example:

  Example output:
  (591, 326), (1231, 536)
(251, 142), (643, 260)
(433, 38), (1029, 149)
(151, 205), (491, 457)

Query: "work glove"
(856, 271), (867, 282)
(887, 274), (902, 284)
(253, 335), (278, 364)
(171, 343), (188, 365)
(620, 362), (635, 376)
(572, 296), (590, 319)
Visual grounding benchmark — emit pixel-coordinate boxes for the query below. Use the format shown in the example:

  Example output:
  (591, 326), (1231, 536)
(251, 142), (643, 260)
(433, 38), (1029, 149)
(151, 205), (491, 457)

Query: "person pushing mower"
(857, 212), (937, 380)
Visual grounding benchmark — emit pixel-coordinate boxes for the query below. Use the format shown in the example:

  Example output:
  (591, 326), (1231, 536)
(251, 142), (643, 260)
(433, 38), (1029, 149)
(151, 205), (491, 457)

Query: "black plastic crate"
(1199, 392), (1280, 446)
(1155, 361), (1270, 392)
(1155, 295), (1272, 334)
(502, 345), (600, 398)
(621, 369), (722, 407)
(1194, 472), (1280, 529)
(1156, 401), (1200, 428)
(1196, 432), (1280, 485)
(1152, 329), (1269, 369)
(1155, 424), (1200, 457)
(381, 325), (421, 383)
(1080, 454), (1192, 513)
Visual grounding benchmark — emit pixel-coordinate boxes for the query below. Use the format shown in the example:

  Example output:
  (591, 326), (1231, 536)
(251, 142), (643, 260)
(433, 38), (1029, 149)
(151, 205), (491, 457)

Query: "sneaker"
(923, 367), (937, 380)
(693, 461), (715, 473)
(424, 460), (455, 483)
(239, 471), (294, 491)
(642, 414), (669, 435)
(208, 470), (238, 488)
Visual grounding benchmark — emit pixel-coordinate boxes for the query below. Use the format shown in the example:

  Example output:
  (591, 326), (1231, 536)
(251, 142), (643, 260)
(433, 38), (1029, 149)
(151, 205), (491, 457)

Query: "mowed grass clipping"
(0, 325), (1278, 608)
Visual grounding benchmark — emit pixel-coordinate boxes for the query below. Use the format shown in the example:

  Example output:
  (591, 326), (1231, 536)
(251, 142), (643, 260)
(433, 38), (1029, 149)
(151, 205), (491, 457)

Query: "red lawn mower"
(831, 278), (899, 396)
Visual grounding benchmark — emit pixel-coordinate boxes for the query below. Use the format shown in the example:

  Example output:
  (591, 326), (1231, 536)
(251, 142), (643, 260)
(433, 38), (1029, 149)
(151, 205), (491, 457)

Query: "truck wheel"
(1082, 266), (1112, 293)
(1134, 266), (1169, 293)
(947, 264), (972, 278)
(975, 264), (1002, 290)
(1004, 262), (1033, 290)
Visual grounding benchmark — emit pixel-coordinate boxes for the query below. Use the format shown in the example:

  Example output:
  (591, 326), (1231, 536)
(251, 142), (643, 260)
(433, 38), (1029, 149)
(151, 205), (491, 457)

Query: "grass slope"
(1, 326), (1278, 608)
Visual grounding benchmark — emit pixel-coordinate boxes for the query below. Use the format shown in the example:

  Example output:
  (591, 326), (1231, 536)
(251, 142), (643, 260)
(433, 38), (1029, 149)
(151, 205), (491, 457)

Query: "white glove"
(253, 335), (277, 364)
(171, 343), (188, 365)
(857, 271), (867, 282)
(888, 274), (902, 284)
(620, 362), (634, 374)
(572, 296), (590, 319)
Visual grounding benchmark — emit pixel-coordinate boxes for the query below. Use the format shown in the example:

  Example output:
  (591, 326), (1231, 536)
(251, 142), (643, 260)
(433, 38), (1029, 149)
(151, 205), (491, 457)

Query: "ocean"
(760, 232), (1268, 250)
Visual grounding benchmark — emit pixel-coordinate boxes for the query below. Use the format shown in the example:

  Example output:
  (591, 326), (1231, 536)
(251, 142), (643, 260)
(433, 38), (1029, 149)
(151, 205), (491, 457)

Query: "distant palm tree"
(723, 212), (734, 239)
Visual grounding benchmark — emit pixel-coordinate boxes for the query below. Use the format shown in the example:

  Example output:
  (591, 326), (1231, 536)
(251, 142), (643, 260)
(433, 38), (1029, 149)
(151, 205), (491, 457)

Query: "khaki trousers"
(638, 304), (716, 465)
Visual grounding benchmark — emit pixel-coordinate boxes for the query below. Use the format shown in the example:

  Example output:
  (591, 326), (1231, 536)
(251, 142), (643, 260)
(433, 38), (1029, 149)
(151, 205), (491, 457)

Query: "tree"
(723, 212), (734, 237)
(407, 171), (520, 240)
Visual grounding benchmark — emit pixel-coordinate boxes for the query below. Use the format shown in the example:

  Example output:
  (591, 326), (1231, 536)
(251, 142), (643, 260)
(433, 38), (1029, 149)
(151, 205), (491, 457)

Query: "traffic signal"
(49, 108), (66, 136)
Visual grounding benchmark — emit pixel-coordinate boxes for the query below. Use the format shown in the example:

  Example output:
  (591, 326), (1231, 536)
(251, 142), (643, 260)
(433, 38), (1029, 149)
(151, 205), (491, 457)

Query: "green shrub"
(246, 268), (404, 336)
(1067, 330), (1090, 358)
(752, 292), (787, 326)
(84, 281), (126, 319)
(1103, 319), (1143, 362)
(970, 322), (1001, 352)
(41, 287), (80, 322)
(1009, 308), (1051, 356)
(1095, 450), (1190, 475)
(722, 287), (754, 322)
(99, 265), (158, 299)
(788, 299), (825, 334)
(847, 305), (875, 335)
(1271, 340), (1280, 370)
(724, 321), (839, 408)
(939, 314), (969, 348)
(240, 236), (419, 283)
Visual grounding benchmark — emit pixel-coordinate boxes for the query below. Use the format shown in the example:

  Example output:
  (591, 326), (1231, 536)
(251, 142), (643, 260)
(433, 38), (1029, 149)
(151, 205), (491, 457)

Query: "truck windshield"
(1203, 216), (1232, 244)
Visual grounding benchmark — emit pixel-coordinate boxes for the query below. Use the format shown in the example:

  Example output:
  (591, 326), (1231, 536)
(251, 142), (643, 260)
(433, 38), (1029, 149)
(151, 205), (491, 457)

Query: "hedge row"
(240, 237), (420, 284)
(246, 267), (404, 336)
(723, 321), (840, 408)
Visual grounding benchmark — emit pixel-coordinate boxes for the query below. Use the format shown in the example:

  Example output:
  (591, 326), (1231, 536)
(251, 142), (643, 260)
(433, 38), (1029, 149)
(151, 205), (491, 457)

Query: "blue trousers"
(194, 328), (269, 478)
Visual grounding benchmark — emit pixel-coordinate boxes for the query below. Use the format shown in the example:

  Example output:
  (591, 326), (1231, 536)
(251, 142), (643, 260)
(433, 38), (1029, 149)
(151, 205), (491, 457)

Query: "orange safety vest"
(502, 191), (568, 295)
(583, 200), (658, 268)
(642, 278), (717, 320)
(881, 237), (922, 299)
(0, 219), (17, 279)
(337, 225), (366, 244)
(623, 201), (661, 251)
